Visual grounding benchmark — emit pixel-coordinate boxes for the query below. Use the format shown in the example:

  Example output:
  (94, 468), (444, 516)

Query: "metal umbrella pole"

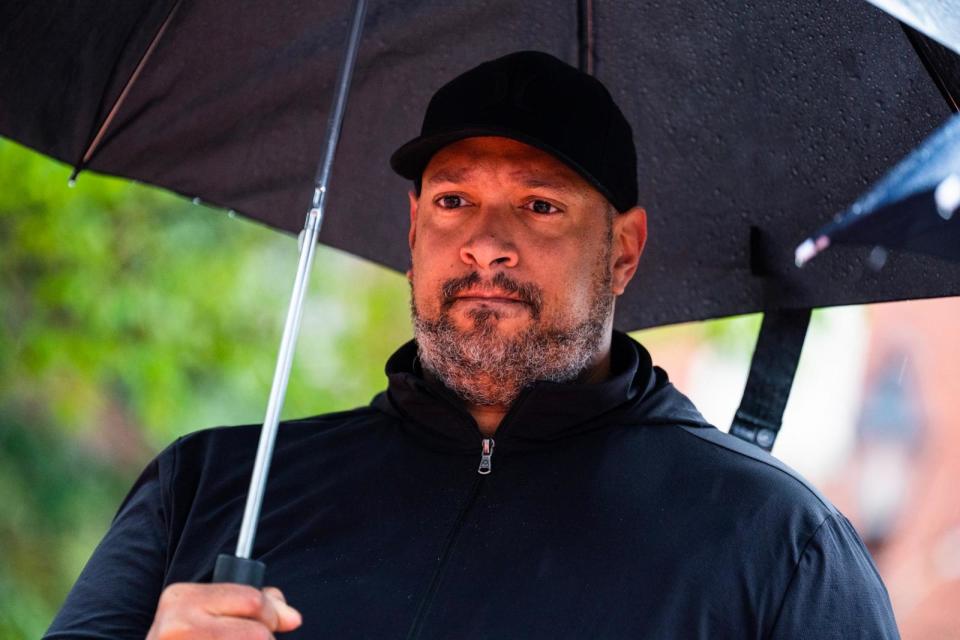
(213, 0), (368, 587)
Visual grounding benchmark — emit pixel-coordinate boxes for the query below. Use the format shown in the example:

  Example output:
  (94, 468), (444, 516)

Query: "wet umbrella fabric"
(2, 0), (958, 330)
(796, 112), (960, 267)
(865, 0), (960, 57)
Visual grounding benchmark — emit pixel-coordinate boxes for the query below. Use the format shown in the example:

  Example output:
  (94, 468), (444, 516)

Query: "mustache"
(441, 272), (543, 316)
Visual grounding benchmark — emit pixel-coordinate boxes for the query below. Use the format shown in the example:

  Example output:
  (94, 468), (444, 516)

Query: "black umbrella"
(795, 111), (960, 267)
(2, 0), (959, 583)
(3, 0), (959, 329)
(795, 1), (960, 267)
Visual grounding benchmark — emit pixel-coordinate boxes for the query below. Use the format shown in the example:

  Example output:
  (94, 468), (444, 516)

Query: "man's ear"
(407, 191), (419, 282)
(611, 206), (647, 295)
(408, 190), (419, 251)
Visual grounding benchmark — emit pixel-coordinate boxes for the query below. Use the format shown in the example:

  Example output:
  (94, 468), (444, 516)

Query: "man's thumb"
(263, 587), (302, 632)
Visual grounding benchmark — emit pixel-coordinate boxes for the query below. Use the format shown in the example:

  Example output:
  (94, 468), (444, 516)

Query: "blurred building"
(837, 298), (960, 640)
(639, 296), (960, 640)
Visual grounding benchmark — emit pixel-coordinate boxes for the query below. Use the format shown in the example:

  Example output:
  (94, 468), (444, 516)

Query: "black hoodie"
(46, 333), (899, 639)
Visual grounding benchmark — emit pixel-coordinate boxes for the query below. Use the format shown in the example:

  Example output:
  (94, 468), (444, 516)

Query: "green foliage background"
(0, 140), (411, 638)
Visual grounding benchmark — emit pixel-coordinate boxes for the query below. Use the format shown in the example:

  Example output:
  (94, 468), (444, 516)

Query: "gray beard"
(411, 251), (614, 408)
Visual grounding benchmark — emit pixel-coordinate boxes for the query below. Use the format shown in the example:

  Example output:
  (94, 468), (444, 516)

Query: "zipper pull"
(478, 438), (495, 475)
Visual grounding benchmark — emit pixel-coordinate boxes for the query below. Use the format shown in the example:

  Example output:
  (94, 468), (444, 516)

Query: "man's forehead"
(422, 137), (589, 194)
(425, 167), (578, 193)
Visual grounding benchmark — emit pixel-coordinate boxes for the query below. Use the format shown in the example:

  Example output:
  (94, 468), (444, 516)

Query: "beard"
(411, 239), (614, 408)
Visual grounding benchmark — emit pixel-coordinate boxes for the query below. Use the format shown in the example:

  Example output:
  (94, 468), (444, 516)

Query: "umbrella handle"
(213, 554), (266, 588)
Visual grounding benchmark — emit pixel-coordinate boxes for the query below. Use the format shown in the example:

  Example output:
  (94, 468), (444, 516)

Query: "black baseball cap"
(390, 51), (638, 212)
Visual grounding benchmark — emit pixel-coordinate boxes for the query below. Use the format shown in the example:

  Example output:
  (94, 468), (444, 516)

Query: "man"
(46, 51), (899, 639)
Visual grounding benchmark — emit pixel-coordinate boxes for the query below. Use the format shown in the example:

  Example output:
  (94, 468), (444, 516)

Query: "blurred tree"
(0, 140), (410, 637)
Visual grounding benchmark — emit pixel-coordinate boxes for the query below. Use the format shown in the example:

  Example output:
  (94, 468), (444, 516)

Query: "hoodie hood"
(371, 331), (712, 453)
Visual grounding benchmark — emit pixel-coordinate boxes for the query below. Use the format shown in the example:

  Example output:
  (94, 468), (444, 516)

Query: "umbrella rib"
(577, 0), (595, 76)
(901, 24), (960, 113)
(69, 0), (185, 182)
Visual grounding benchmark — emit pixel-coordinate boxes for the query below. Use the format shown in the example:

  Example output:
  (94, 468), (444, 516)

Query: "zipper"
(405, 438), (496, 639)
(477, 437), (495, 475)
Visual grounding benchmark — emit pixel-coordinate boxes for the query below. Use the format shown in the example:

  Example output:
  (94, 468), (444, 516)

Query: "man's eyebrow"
(514, 174), (575, 193)
(426, 168), (473, 185)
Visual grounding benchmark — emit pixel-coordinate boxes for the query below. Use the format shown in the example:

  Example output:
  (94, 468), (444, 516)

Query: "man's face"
(408, 137), (645, 407)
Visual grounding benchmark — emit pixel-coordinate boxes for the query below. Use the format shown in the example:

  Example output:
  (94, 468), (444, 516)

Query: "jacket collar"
(371, 331), (698, 453)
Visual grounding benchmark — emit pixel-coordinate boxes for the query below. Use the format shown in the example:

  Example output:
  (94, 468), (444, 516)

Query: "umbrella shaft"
(233, 0), (367, 562)
(232, 0), (367, 562)
(235, 208), (322, 559)
(313, 0), (368, 204)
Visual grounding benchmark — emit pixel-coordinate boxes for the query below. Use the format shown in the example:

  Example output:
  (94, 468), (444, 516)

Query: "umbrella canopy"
(796, 111), (960, 267)
(794, 2), (960, 267)
(1, 0), (958, 330)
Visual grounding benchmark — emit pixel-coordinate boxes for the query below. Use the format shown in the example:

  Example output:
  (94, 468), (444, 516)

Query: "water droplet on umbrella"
(868, 246), (888, 271)
(934, 174), (960, 220)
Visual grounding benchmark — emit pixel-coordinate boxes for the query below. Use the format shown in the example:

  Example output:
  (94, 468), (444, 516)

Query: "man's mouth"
(453, 290), (526, 304)
(439, 272), (543, 319)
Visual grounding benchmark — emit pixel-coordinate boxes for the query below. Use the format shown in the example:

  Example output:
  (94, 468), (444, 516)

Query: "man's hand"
(146, 583), (302, 639)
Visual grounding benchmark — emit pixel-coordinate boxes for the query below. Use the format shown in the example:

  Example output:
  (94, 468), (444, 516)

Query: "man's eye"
(524, 199), (560, 214)
(436, 195), (467, 209)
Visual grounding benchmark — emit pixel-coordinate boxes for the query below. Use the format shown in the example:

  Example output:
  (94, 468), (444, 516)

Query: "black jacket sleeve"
(44, 452), (170, 639)
(768, 513), (900, 640)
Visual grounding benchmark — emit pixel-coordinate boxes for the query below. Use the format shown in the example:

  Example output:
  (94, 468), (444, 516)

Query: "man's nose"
(459, 211), (519, 269)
